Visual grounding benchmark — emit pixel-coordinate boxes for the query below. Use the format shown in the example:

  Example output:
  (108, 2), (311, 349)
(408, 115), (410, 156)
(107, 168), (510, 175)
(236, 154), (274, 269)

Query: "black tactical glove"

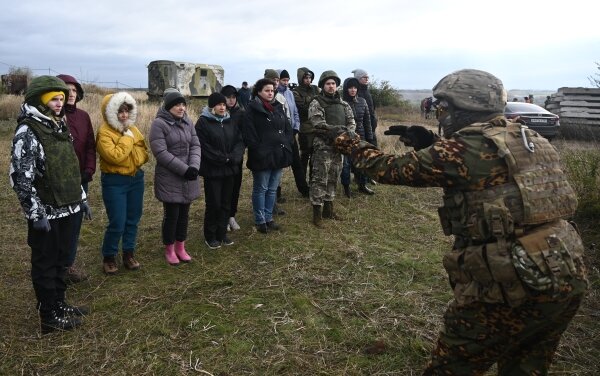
(184, 167), (199, 180)
(384, 125), (435, 151)
(33, 217), (51, 232)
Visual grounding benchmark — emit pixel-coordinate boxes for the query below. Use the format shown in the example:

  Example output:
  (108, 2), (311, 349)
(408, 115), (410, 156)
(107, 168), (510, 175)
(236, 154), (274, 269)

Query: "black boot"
(323, 201), (343, 220)
(358, 184), (375, 195)
(276, 186), (286, 203)
(312, 205), (324, 228)
(39, 304), (81, 334)
(56, 300), (89, 317)
(343, 184), (351, 198)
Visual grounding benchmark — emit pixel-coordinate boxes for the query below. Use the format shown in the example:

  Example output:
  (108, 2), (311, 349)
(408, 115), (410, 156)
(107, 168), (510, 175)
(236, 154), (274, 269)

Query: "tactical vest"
(440, 120), (586, 306)
(314, 95), (346, 127)
(22, 118), (82, 207)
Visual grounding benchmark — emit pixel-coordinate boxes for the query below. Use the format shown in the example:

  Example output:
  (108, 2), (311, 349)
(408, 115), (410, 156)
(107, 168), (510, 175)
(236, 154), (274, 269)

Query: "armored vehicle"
(147, 60), (224, 99)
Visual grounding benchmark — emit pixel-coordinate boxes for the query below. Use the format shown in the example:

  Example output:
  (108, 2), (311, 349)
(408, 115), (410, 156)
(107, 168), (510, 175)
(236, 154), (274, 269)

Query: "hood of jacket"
(101, 92), (137, 132)
(297, 67), (315, 85)
(18, 103), (55, 127)
(57, 74), (84, 103)
(201, 106), (231, 122)
(342, 77), (360, 102)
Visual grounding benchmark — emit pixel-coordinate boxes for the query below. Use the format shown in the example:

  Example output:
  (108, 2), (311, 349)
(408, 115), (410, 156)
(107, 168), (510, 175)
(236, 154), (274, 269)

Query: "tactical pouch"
(512, 219), (586, 293)
(442, 250), (469, 284)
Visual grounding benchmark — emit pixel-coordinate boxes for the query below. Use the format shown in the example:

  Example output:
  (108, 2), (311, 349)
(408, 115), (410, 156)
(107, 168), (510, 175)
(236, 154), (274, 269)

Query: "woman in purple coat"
(149, 89), (201, 265)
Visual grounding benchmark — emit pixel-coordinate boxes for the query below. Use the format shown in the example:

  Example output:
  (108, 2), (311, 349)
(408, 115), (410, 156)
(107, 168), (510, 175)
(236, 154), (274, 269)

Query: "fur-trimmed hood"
(101, 92), (138, 132)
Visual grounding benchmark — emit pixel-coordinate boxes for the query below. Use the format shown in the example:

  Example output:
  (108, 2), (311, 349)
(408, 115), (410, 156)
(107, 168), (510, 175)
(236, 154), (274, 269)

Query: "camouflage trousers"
(309, 138), (342, 206)
(423, 293), (583, 375)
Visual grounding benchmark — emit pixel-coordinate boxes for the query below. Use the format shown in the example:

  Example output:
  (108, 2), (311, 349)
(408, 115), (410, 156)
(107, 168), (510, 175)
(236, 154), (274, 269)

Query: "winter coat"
(96, 92), (149, 176)
(243, 98), (293, 171)
(277, 84), (300, 131)
(342, 78), (372, 142)
(357, 82), (377, 132)
(10, 103), (85, 220)
(64, 104), (96, 182)
(195, 107), (244, 178)
(149, 107), (201, 203)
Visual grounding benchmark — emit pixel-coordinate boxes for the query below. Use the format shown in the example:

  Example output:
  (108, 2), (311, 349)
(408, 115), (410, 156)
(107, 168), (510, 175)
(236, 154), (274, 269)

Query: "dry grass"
(0, 94), (598, 375)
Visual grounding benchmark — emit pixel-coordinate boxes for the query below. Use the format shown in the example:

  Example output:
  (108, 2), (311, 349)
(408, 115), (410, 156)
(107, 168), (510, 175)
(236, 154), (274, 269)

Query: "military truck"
(147, 60), (224, 99)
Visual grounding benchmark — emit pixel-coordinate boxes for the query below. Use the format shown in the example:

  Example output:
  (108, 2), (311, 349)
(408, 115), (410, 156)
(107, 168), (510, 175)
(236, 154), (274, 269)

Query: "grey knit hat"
(352, 69), (369, 79)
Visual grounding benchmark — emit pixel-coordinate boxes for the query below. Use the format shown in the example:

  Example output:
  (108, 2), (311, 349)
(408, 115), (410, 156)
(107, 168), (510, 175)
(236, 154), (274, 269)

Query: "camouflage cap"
(432, 69), (507, 112)
(264, 69), (280, 80)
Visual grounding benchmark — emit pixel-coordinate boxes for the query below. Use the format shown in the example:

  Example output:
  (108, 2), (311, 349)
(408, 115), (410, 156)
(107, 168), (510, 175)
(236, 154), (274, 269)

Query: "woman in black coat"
(341, 77), (374, 196)
(242, 78), (293, 233)
(195, 93), (244, 249)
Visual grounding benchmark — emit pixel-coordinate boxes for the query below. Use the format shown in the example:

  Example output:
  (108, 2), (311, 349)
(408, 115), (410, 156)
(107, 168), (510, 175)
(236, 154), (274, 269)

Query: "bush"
(369, 79), (409, 109)
(0, 94), (23, 121)
(562, 149), (600, 218)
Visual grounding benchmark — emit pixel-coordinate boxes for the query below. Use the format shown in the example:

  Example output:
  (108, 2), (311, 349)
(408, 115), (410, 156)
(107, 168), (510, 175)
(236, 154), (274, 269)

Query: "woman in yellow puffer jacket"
(96, 92), (148, 275)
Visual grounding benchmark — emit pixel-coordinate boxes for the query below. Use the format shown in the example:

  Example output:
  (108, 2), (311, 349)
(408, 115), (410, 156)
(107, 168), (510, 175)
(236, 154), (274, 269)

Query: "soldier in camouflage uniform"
(308, 70), (356, 227)
(335, 69), (588, 375)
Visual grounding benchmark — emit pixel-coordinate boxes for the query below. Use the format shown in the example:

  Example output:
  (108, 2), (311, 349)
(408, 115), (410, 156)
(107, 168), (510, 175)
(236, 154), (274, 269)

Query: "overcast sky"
(1, 0), (599, 91)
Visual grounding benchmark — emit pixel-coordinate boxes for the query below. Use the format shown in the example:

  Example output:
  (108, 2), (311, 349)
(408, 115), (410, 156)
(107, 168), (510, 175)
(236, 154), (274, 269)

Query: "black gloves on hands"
(81, 171), (93, 184)
(184, 167), (199, 180)
(33, 217), (51, 232)
(384, 125), (435, 151)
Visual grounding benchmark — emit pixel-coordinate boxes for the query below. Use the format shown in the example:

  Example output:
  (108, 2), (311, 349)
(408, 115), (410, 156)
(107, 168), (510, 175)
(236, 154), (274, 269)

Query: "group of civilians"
(9, 67), (378, 334)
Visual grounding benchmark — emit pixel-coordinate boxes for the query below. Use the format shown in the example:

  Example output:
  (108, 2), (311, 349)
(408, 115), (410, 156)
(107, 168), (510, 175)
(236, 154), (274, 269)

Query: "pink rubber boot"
(174, 241), (192, 262)
(165, 244), (179, 266)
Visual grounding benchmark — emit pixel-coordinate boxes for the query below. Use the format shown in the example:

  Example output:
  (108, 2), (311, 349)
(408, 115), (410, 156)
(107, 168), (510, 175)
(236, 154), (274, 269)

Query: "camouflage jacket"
(308, 92), (356, 137)
(337, 117), (510, 190)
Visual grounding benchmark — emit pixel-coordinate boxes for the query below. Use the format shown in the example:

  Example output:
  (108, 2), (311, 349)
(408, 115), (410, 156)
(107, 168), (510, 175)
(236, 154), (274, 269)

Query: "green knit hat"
(25, 75), (70, 114)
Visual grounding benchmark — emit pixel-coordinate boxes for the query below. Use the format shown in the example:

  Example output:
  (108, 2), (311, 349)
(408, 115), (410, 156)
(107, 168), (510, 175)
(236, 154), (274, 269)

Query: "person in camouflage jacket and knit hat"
(335, 69), (588, 375)
(10, 75), (91, 334)
(293, 67), (320, 181)
(308, 70), (355, 227)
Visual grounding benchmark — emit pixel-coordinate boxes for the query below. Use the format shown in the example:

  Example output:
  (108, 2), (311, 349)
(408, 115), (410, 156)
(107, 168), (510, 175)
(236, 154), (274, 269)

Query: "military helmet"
(25, 75), (70, 114)
(318, 70), (341, 89)
(432, 69), (507, 112)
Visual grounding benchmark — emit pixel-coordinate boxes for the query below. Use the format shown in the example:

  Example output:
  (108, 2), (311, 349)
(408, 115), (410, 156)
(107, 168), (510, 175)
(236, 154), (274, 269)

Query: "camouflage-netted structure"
(147, 60), (224, 99)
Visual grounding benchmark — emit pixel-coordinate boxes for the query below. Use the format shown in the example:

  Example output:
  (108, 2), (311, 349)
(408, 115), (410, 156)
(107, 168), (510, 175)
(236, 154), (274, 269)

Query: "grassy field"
(0, 95), (598, 375)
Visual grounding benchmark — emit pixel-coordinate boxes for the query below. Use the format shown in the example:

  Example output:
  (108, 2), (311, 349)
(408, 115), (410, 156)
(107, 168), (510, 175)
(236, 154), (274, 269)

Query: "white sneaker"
(229, 217), (241, 231)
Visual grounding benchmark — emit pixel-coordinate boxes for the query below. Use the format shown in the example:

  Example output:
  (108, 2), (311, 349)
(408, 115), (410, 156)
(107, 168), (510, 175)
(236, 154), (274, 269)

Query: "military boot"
(39, 303), (81, 334)
(312, 205), (324, 228)
(323, 201), (343, 220)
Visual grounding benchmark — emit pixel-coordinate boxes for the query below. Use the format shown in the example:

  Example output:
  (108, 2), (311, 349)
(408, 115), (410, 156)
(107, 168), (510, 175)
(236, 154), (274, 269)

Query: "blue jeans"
(100, 170), (144, 257)
(67, 182), (88, 266)
(251, 169), (282, 225)
(341, 155), (367, 186)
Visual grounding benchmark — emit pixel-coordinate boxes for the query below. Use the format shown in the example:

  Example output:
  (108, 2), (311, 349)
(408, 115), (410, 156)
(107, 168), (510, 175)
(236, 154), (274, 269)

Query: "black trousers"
(162, 202), (190, 245)
(28, 216), (72, 309)
(230, 160), (243, 217)
(291, 135), (309, 195)
(203, 176), (234, 242)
